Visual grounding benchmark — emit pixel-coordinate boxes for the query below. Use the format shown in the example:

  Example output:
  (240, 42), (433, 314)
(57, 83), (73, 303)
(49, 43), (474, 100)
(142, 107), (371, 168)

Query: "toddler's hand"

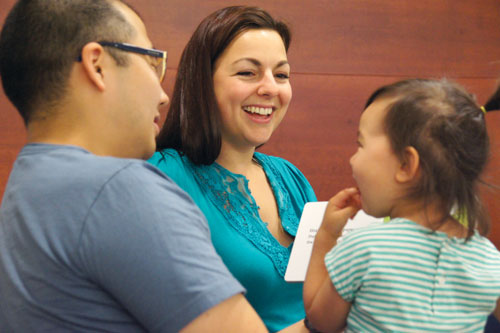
(321, 187), (362, 238)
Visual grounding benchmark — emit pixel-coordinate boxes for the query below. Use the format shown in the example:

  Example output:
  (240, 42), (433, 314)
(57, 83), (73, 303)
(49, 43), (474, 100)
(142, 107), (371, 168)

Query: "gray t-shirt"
(0, 144), (244, 332)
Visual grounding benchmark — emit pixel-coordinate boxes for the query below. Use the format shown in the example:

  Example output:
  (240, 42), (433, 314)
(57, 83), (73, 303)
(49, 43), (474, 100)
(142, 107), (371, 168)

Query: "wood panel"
(1, 0), (499, 247)
(482, 111), (500, 247)
(130, 0), (500, 78)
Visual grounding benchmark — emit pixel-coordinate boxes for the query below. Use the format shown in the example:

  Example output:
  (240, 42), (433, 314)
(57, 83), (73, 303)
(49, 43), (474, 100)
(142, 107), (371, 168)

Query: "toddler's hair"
(365, 78), (490, 239)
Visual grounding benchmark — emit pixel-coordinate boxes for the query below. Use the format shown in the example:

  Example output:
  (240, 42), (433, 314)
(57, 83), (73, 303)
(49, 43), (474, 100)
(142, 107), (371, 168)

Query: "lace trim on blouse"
(190, 153), (298, 277)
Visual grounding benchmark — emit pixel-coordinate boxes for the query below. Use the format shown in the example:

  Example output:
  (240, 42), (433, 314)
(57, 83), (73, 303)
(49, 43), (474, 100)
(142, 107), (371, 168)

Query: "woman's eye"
(237, 71), (254, 76)
(276, 73), (290, 79)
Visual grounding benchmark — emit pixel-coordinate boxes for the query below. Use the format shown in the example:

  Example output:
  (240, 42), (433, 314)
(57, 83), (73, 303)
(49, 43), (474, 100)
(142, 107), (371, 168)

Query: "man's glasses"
(98, 41), (167, 83)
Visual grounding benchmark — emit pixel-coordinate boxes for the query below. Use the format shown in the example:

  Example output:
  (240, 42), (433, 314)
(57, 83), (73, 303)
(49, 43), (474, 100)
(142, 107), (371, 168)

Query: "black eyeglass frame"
(97, 41), (167, 82)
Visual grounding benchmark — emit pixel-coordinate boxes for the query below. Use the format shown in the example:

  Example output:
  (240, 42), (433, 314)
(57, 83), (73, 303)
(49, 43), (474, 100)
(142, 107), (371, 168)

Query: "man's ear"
(395, 146), (420, 183)
(80, 42), (106, 91)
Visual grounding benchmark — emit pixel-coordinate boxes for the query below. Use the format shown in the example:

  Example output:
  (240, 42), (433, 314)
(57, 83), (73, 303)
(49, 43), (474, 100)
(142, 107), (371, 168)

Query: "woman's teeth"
(243, 106), (273, 116)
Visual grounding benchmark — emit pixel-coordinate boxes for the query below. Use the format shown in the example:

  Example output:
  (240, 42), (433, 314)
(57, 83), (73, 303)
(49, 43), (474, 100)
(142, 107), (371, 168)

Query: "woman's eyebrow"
(232, 58), (289, 69)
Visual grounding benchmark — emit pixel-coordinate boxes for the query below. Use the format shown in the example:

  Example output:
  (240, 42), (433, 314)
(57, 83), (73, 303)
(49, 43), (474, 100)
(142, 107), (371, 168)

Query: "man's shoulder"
(12, 143), (201, 222)
(9, 144), (175, 201)
(18, 143), (134, 172)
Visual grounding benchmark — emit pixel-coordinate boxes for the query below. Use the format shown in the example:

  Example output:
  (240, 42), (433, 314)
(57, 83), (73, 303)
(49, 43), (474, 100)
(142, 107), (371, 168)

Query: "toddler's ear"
(395, 146), (420, 183)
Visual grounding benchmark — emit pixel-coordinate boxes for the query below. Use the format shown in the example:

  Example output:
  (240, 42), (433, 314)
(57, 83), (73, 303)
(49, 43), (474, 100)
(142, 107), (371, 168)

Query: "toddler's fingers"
(327, 187), (360, 210)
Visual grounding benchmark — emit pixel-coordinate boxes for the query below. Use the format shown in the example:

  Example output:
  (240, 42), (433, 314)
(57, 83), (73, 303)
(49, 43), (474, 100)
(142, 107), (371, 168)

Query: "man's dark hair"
(0, 0), (136, 124)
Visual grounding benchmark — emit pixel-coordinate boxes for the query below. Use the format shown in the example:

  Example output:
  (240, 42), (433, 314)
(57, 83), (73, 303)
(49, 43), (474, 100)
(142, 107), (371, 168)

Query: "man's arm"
(181, 294), (267, 332)
(183, 296), (312, 333)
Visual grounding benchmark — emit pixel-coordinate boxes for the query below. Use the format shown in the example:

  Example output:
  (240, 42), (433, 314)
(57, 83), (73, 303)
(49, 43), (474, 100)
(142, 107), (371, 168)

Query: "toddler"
(304, 79), (500, 332)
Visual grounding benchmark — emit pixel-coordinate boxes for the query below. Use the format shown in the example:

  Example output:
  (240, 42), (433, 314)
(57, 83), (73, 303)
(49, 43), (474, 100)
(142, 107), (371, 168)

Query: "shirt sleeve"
(78, 162), (244, 332)
(324, 232), (369, 303)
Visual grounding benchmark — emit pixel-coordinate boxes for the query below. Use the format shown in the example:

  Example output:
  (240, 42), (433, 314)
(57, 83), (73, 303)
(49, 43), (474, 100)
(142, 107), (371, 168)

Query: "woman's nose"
(257, 72), (279, 97)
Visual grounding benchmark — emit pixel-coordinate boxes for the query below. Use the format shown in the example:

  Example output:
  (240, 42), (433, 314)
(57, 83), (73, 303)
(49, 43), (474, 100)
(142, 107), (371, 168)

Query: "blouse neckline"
(190, 152), (298, 276)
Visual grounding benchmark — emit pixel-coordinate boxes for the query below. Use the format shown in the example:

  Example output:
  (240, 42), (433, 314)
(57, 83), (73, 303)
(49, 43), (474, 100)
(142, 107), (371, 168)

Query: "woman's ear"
(79, 42), (106, 91)
(395, 146), (420, 183)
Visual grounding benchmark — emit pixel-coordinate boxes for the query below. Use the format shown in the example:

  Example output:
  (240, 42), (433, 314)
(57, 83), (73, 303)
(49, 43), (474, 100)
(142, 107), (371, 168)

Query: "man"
(0, 0), (268, 331)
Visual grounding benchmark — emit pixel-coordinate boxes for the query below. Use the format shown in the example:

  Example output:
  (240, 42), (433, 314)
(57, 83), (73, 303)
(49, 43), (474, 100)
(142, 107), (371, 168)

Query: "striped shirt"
(325, 218), (500, 332)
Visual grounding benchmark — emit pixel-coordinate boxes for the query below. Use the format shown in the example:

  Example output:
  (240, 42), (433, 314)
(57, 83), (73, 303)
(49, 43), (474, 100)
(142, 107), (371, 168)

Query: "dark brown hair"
(365, 78), (490, 239)
(484, 83), (500, 112)
(156, 6), (291, 165)
(0, 0), (136, 124)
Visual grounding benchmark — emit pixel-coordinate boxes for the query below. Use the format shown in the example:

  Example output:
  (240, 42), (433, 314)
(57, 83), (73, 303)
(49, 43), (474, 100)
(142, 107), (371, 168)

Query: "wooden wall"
(1, 0), (499, 247)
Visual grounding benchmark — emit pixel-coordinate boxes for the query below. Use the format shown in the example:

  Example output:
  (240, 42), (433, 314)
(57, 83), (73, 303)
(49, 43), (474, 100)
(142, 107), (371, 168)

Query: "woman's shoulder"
(255, 152), (307, 179)
(148, 149), (194, 181)
(256, 152), (316, 200)
(149, 149), (189, 170)
(256, 151), (295, 167)
(149, 148), (182, 164)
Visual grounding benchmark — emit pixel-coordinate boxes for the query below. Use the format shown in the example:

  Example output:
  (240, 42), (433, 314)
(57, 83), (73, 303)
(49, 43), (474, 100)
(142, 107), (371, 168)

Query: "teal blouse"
(149, 149), (317, 332)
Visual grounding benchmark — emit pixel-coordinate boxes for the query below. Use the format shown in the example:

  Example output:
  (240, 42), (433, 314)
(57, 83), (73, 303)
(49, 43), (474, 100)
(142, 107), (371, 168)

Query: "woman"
(149, 6), (316, 332)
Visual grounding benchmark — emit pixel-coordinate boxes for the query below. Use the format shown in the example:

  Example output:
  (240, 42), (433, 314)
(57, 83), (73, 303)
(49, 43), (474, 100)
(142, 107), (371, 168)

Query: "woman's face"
(213, 29), (292, 150)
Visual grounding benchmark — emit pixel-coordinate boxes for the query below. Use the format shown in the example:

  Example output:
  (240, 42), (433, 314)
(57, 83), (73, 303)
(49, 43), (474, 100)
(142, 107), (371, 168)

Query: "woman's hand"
(320, 187), (362, 239)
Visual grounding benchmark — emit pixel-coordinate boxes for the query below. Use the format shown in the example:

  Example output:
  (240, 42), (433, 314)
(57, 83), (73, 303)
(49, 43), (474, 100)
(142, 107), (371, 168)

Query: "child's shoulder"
(348, 218), (500, 262)
(346, 217), (422, 237)
(339, 218), (441, 252)
(460, 232), (500, 262)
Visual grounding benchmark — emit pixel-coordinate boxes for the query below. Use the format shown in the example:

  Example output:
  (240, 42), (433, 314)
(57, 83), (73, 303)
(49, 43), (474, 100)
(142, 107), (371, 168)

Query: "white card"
(285, 202), (383, 282)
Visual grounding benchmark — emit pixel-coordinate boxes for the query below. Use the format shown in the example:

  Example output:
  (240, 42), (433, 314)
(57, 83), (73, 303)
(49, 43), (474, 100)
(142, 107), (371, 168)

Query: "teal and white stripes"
(325, 218), (500, 332)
